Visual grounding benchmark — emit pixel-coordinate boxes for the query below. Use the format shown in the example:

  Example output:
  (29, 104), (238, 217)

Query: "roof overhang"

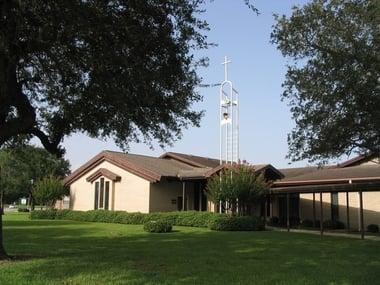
(338, 153), (378, 167)
(159, 152), (206, 167)
(86, 168), (121, 183)
(273, 176), (380, 187)
(64, 151), (161, 186)
(271, 180), (380, 194)
(205, 164), (284, 180)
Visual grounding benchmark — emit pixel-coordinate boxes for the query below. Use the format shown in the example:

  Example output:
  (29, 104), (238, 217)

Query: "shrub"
(300, 219), (314, 228)
(208, 216), (265, 231)
(143, 220), (172, 233)
(30, 208), (57, 219)
(267, 216), (279, 226)
(33, 176), (69, 207)
(30, 209), (222, 228)
(367, 224), (379, 233)
(30, 209), (266, 231)
(322, 219), (345, 230)
(207, 165), (269, 216)
(17, 207), (30, 212)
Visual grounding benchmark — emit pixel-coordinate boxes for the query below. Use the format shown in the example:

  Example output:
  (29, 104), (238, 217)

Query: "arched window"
(94, 177), (110, 210)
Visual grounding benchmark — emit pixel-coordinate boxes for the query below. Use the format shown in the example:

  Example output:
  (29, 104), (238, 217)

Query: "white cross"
(221, 56), (232, 81)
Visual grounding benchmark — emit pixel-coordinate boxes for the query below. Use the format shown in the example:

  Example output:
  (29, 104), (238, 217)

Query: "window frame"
(94, 177), (111, 210)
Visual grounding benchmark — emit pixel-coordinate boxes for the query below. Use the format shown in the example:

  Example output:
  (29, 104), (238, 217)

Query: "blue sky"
(63, 0), (316, 170)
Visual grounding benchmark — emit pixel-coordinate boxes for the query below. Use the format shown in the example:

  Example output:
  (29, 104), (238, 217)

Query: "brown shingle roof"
(160, 152), (220, 168)
(64, 150), (212, 185)
(278, 166), (321, 179)
(65, 150), (285, 186)
(106, 151), (202, 177)
(338, 153), (378, 168)
(274, 165), (380, 187)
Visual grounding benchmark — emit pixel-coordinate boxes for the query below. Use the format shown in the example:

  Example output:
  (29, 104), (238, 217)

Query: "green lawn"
(1, 213), (379, 285)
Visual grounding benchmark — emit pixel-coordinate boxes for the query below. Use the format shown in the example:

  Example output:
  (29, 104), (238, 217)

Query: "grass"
(1, 213), (379, 285)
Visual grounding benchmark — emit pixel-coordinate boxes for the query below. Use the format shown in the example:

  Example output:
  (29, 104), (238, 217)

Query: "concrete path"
(266, 226), (380, 241)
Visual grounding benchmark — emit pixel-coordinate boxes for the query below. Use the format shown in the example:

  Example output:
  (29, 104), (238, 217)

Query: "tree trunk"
(0, 200), (9, 259)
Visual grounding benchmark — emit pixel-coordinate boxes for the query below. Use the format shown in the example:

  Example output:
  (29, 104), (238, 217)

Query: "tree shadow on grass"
(2, 221), (380, 285)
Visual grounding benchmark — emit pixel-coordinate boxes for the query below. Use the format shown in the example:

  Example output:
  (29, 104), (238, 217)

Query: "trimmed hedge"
(144, 220), (172, 233)
(300, 219), (314, 228)
(31, 209), (220, 228)
(367, 224), (379, 233)
(208, 216), (265, 231)
(30, 209), (265, 231)
(267, 216), (279, 226)
(322, 219), (345, 230)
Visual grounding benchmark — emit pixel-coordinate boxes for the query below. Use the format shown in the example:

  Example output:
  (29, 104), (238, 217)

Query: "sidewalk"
(266, 226), (380, 241)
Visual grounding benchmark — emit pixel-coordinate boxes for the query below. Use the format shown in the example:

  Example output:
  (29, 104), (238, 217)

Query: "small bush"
(367, 224), (379, 233)
(322, 219), (345, 230)
(143, 220), (172, 233)
(267, 216), (279, 226)
(209, 216), (264, 231)
(30, 209), (57, 219)
(17, 207), (30, 213)
(300, 219), (314, 228)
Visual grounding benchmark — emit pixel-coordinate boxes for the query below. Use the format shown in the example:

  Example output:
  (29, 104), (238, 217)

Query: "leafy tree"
(0, 0), (212, 156)
(271, 0), (380, 162)
(33, 176), (69, 208)
(207, 164), (269, 216)
(0, 145), (70, 204)
(0, 145), (70, 258)
(0, 0), (257, 260)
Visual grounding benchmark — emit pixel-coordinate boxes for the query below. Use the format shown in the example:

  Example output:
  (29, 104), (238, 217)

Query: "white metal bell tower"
(219, 56), (239, 165)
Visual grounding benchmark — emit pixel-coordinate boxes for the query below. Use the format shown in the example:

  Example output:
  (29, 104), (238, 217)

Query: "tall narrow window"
(105, 181), (110, 210)
(94, 182), (99, 210)
(99, 178), (104, 209)
(331, 193), (339, 221)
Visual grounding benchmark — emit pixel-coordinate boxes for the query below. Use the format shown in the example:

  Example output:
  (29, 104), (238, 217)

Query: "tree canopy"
(207, 164), (269, 215)
(0, 0), (213, 156)
(271, 0), (380, 162)
(0, 145), (70, 204)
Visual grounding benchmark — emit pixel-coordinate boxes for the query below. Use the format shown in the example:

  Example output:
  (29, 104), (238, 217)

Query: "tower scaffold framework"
(219, 56), (239, 166)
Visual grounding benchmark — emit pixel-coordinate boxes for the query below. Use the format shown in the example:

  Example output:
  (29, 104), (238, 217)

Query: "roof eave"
(64, 151), (161, 186)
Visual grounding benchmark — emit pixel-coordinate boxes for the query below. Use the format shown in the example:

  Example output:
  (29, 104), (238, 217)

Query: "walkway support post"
(320, 192), (323, 236)
(270, 195), (273, 218)
(286, 193), (290, 232)
(312, 193), (316, 227)
(359, 191), (364, 240)
(346, 192), (350, 232)
(182, 182), (186, 211)
(199, 186), (202, 212)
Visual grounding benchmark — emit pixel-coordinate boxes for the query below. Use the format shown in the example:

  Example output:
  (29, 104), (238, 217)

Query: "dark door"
(194, 183), (200, 211)
(278, 196), (287, 226)
(278, 194), (300, 226)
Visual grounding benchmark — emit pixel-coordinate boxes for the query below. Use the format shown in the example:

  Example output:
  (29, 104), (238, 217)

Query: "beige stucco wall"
(149, 180), (196, 212)
(300, 191), (380, 229)
(69, 161), (150, 213)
